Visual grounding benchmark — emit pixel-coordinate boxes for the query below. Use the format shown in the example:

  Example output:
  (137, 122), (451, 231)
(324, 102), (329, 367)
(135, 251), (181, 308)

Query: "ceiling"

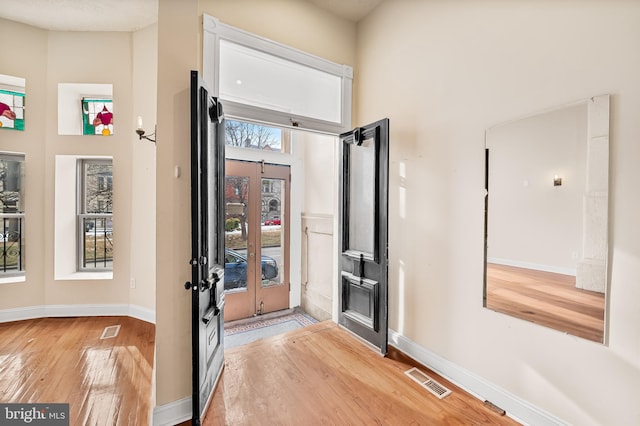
(0, 0), (383, 32)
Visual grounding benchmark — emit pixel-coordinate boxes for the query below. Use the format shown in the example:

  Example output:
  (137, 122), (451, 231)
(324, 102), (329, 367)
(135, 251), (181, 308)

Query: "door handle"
(202, 306), (218, 324)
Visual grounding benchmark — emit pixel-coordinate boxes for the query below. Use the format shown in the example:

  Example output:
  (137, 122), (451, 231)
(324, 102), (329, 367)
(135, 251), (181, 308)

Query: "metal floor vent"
(100, 325), (121, 340)
(405, 367), (452, 399)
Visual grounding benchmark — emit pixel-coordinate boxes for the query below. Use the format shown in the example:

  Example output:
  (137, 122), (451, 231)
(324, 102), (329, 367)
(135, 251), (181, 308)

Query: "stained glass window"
(0, 89), (25, 131)
(82, 98), (113, 136)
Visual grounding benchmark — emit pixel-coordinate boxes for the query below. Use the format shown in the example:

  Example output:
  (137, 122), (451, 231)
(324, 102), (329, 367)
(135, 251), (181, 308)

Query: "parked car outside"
(224, 248), (278, 290)
(263, 216), (281, 226)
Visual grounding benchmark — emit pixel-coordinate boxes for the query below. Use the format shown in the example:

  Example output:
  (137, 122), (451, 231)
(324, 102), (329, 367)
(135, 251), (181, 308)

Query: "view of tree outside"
(225, 120), (283, 151)
(83, 161), (113, 214)
(80, 159), (113, 270)
(0, 154), (23, 213)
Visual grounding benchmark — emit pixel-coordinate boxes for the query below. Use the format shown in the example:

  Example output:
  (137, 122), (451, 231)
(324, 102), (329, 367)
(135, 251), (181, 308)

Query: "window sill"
(0, 275), (26, 285)
(55, 272), (113, 281)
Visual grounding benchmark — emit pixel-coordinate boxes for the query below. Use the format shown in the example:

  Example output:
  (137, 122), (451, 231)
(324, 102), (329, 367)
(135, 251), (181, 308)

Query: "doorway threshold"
(224, 308), (317, 349)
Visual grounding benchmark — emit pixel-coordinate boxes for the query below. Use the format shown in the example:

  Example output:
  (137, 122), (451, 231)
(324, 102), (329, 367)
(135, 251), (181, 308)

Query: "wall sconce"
(553, 174), (563, 186)
(136, 116), (156, 143)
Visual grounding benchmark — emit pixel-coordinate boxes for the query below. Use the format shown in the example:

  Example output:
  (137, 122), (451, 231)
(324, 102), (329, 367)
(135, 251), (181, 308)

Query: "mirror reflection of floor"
(224, 308), (317, 349)
(486, 263), (605, 342)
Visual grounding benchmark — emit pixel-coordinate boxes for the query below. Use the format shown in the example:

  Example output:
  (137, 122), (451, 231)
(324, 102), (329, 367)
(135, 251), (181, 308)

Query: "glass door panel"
(224, 160), (290, 321)
(261, 177), (285, 288)
(224, 175), (250, 292)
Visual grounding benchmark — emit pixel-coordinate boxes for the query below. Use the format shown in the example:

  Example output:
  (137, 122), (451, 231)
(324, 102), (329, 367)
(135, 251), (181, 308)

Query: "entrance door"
(338, 119), (390, 355)
(224, 160), (290, 321)
(187, 70), (225, 424)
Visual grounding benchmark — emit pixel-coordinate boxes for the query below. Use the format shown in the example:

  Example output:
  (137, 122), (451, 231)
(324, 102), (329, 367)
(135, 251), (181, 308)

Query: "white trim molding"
(388, 329), (569, 426)
(0, 304), (155, 324)
(152, 396), (191, 426)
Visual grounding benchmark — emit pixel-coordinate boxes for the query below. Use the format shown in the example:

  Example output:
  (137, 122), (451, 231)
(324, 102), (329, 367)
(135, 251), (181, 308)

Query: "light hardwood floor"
(201, 321), (520, 425)
(0, 316), (155, 425)
(486, 263), (605, 342)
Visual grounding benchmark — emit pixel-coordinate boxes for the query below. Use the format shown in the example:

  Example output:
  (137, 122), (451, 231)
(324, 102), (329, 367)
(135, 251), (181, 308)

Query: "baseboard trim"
(129, 305), (156, 324)
(0, 305), (45, 323)
(0, 304), (156, 324)
(153, 396), (191, 426)
(388, 329), (569, 426)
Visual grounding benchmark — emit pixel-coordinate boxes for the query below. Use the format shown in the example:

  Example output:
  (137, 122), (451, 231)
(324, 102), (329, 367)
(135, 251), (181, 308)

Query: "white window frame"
(202, 14), (353, 136)
(54, 155), (113, 280)
(77, 159), (113, 272)
(0, 152), (25, 283)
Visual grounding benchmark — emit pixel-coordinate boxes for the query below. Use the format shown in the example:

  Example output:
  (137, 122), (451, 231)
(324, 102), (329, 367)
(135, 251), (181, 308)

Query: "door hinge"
(189, 258), (198, 267)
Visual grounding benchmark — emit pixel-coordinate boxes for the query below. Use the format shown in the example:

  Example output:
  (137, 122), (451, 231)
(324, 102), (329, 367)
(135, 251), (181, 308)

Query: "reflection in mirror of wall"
(0, 74), (26, 131)
(484, 95), (609, 344)
(58, 83), (113, 136)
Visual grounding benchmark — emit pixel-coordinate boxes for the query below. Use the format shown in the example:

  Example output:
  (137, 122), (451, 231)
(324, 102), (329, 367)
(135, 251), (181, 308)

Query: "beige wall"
(0, 18), (47, 309)
(131, 24), (158, 313)
(198, 0), (356, 67)
(356, 1), (640, 424)
(45, 30), (133, 305)
(155, 0), (199, 406)
(0, 20), (156, 312)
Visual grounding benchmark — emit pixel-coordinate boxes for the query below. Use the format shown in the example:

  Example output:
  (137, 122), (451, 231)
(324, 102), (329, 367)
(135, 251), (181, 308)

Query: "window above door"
(203, 14), (353, 135)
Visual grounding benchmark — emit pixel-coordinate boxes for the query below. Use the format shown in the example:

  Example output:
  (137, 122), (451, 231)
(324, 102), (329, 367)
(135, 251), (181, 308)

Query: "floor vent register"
(404, 367), (452, 399)
(100, 325), (121, 340)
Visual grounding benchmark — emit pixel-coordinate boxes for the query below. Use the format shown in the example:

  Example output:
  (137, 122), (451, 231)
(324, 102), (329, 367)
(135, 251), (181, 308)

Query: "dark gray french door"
(339, 119), (389, 355)
(186, 70), (225, 424)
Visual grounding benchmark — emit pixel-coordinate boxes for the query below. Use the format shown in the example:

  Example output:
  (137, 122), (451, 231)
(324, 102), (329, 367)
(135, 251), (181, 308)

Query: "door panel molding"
(338, 118), (389, 355)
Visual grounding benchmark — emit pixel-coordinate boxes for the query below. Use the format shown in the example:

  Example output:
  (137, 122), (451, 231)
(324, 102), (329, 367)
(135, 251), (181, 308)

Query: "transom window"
(203, 14), (352, 135)
(225, 120), (290, 153)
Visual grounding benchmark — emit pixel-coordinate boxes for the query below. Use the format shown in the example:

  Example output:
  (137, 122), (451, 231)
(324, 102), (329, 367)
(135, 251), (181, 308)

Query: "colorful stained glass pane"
(82, 98), (113, 136)
(0, 90), (25, 131)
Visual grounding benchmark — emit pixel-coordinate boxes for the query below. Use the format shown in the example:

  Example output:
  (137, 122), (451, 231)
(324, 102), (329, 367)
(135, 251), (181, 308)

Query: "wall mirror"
(58, 83), (113, 136)
(484, 95), (609, 344)
(0, 73), (26, 131)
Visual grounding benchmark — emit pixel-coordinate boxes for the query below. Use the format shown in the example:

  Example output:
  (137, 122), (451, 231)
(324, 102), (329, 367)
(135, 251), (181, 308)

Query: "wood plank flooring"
(486, 263), (605, 342)
(202, 321), (519, 425)
(0, 316), (155, 426)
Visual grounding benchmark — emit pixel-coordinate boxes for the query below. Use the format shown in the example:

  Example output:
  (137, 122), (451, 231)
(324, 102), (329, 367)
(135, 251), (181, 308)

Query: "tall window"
(78, 159), (113, 271)
(0, 153), (25, 277)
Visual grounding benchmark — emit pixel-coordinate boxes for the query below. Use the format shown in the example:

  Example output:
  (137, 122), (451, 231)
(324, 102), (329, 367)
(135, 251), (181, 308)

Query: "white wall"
(357, 1), (640, 424)
(300, 131), (337, 321)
